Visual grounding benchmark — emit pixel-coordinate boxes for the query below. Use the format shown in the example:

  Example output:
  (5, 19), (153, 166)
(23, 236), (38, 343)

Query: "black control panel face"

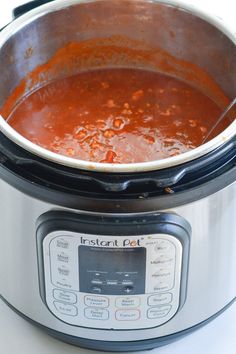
(37, 212), (191, 330)
(79, 246), (146, 295)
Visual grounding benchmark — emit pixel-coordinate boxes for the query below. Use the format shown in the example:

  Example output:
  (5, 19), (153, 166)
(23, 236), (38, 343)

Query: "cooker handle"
(13, 0), (54, 19)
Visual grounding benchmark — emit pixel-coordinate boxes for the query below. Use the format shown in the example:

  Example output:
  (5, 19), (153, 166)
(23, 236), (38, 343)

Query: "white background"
(0, 0), (236, 353)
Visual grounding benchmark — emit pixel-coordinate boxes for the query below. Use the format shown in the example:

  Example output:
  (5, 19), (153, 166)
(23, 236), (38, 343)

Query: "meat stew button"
(116, 310), (140, 321)
(84, 295), (109, 308)
(147, 305), (171, 319)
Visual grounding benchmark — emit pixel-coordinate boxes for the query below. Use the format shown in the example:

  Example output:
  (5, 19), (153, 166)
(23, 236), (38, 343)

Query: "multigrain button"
(148, 293), (172, 306)
(116, 309), (140, 321)
(151, 254), (174, 266)
(53, 301), (77, 316)
(116, 297), (140, 308)
(84, 308), (109, 320)
(84, 295), (109, 308)
(147, 305), (171, 319)
(53, 289), (77, 304)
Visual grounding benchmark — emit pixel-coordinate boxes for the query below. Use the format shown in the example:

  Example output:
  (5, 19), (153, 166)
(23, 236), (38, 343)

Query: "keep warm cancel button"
(116, 309), (140, 321)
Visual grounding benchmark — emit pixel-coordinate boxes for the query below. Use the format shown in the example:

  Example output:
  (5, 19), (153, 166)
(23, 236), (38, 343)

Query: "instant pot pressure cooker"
(0, 0), (235, 351)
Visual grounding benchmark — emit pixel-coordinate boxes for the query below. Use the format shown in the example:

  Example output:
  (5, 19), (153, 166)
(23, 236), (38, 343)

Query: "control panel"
(37, 212), (190, 330)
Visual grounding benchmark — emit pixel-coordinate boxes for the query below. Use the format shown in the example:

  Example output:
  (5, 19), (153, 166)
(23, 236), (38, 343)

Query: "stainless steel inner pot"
(0, 0), (235, 173)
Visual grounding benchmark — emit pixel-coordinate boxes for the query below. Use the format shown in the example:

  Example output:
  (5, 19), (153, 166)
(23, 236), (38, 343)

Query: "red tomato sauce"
(7, 68), (227, 164)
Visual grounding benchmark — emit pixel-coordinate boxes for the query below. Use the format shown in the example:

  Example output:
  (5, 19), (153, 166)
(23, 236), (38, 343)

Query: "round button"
(91, 286), (102, 294)
(123, 286), (133, 294)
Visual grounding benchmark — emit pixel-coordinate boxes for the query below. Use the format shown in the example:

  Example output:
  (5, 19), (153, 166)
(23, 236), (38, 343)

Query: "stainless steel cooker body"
(0, 170), (235, 351)
(0, 0), (235, 351)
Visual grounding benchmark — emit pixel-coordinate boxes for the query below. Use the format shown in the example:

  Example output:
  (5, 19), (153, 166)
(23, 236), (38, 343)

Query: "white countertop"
(0, 1), (236, 353)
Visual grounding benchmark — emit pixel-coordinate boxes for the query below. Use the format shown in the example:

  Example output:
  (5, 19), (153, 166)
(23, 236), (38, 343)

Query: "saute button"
(147, 305), (171, 319)
(116, 310), (140, 321)
(148, 293), (172, 306)
(84, 308), (109, 320)
(53, 301), (77, 316)
(116, 297), (140, 308)
(84, 296), (109, 308)
(53, 289), (77, 304)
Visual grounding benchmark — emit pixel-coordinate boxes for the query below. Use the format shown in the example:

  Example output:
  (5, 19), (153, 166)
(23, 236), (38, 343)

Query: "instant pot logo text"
(80, 236), (142, 247)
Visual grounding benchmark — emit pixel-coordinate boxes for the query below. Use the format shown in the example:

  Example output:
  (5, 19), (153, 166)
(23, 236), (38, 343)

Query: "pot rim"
(0, 0), (235, 174)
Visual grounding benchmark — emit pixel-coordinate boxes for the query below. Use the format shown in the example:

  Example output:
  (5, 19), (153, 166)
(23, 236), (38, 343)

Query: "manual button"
(84, 295), (109, 308)
(116, 297), (140, 308)
(147, 305), (171, 319)
(53, 301), (77, 316)
(84, 308), (109, 320)
(116, 309), (140, 321)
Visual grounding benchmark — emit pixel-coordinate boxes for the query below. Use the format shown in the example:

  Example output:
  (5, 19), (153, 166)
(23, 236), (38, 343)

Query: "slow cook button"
(53, 289), (77, 304)
(116, 309), (140, 321)
(116, 297), (140, 308)
(84, 295), (109, 308)
(53, 301), (78, 316)
(84, 308), (109, 320)
(151, 254), (175, 266)
(148, 293), (172, 306)
(147, 305), (172, 319)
